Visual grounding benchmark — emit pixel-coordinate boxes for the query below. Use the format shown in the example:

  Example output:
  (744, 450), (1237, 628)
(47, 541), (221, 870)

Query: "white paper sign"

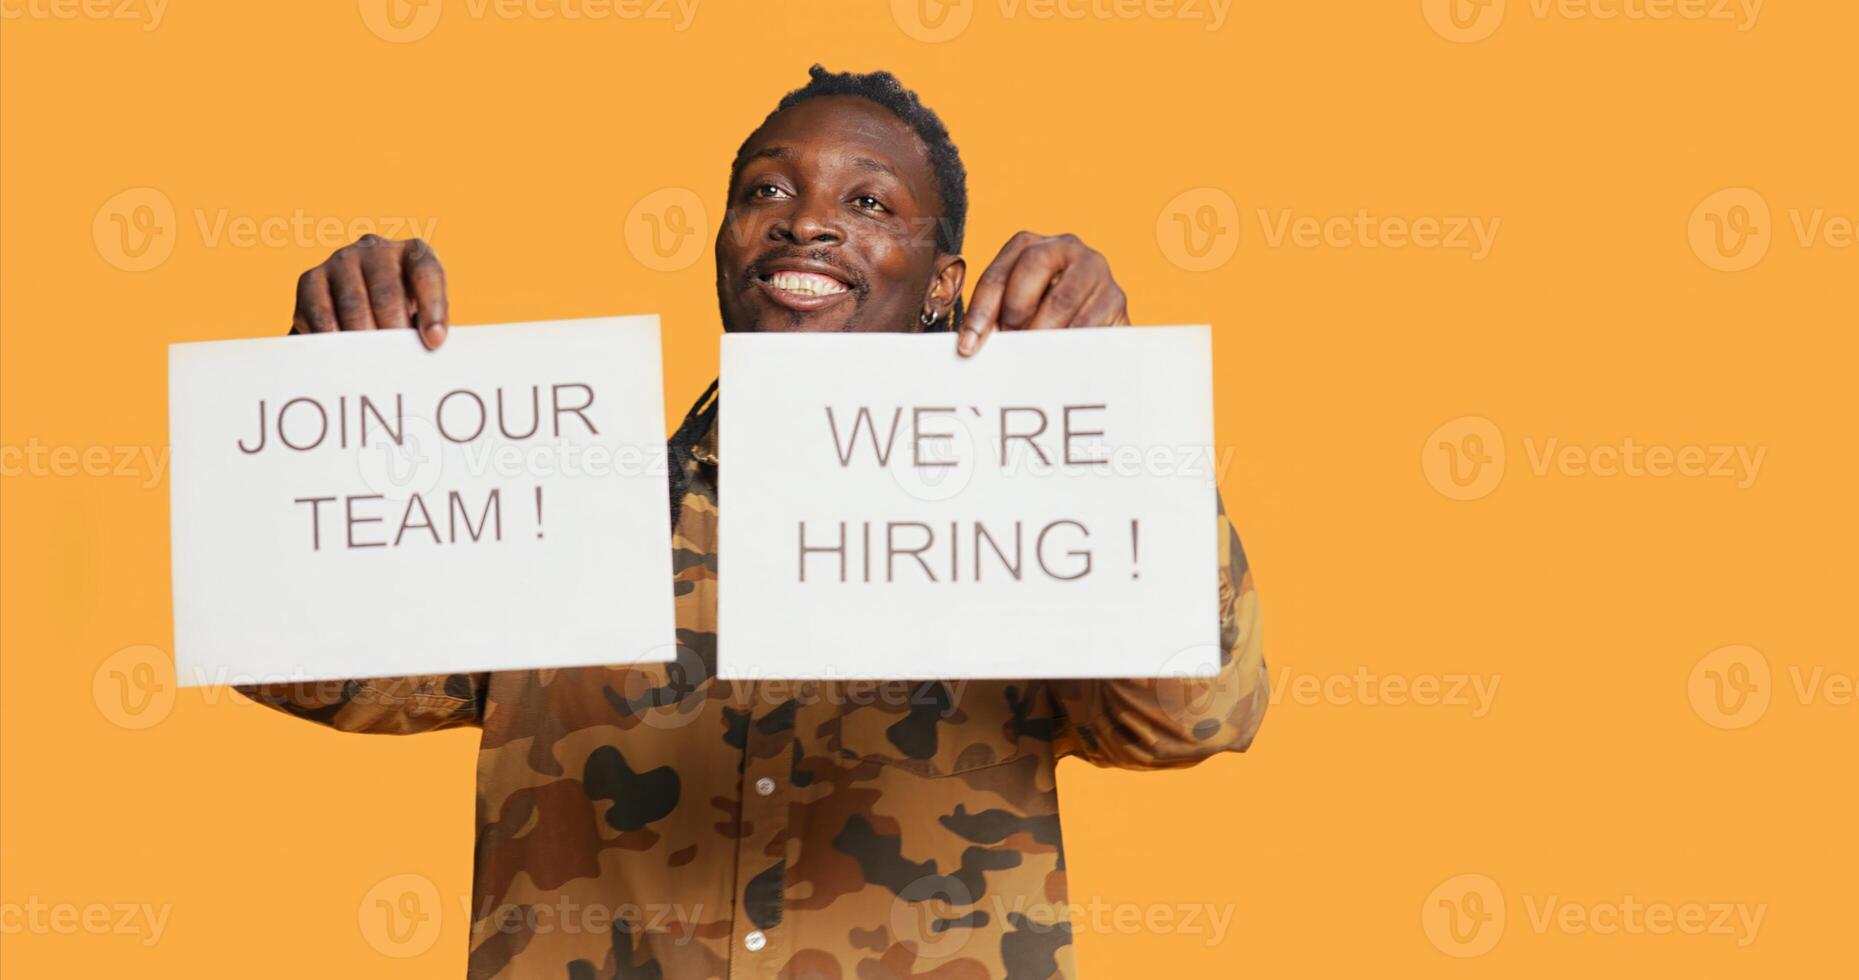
(168, 316), (676, 687)
(718, 326), (1221, 680)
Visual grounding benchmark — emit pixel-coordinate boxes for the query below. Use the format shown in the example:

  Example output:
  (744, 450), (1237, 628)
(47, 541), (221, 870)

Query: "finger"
(358, 236), (412, 333)
(1021, 251), (1105, 331)
(957, 260), (1007, 356)
(403, 238), (449, 350)
(958, 232), (1040, 356)
(295, 267), (339, 333)
(326, 250), (379, 331)
(1074, 279), (1130, 328)
(995, 244), (1071, 331)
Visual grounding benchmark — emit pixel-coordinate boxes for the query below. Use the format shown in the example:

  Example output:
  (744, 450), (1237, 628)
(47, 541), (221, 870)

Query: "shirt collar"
(692, 416), (718, 466)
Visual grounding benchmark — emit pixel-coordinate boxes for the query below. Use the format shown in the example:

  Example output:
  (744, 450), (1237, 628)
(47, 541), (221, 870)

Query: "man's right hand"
(291, 235), (449, 349)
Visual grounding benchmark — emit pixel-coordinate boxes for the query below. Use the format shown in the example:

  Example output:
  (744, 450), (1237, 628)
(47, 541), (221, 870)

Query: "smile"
(765, 270), (848, 296)
(754, 269), (854, 311)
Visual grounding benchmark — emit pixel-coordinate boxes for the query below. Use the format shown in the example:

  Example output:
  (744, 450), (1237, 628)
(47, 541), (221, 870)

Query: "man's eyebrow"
(851, 156), (898, 179)
(739, 146), (901, 184)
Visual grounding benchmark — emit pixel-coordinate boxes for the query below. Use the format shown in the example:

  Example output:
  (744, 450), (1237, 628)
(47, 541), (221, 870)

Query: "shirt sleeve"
(231, 672), (489, 735)
(1049, 495), (1268, 770)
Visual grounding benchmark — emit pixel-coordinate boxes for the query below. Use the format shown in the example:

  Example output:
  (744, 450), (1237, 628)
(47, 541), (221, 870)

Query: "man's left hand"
(958, 232), (1130, 356)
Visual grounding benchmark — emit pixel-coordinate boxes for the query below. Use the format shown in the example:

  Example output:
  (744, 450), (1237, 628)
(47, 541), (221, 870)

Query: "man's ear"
(927, 254), (966, 322)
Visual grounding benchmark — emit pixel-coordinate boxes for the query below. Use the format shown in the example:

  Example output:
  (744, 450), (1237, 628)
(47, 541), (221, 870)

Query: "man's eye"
(752, 184), (789, 200)
(853, 194), (886, 212)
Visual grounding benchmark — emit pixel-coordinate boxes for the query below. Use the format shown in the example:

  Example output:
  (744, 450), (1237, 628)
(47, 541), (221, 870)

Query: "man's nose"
(770, 195), (844, 245)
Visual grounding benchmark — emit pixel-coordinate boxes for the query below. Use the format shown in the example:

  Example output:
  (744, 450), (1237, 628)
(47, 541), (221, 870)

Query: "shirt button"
(744, 930), (767, 952)
(754, 777), (777, 797)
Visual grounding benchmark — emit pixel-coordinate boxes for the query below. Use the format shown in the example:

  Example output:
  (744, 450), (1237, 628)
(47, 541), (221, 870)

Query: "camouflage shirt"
(237, 384), (1269, 980)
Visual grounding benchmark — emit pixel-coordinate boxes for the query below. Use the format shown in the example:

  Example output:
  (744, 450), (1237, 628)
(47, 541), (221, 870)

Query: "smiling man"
(241, 66), (1268, 980)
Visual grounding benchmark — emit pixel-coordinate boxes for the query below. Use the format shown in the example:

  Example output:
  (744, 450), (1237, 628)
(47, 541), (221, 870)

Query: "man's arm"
(1048, 497), (1268, 770)
(232, 673), (489, 734)
(956, 232), (1268, 768)
(231, 236), (482, 735)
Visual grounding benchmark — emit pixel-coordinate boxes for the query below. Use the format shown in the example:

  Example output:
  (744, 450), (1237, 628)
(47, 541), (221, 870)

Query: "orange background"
(3, 0), (1855, 976)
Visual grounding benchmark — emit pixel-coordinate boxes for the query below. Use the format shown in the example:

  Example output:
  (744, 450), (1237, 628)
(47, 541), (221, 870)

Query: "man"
(242, 66), (1268, 980)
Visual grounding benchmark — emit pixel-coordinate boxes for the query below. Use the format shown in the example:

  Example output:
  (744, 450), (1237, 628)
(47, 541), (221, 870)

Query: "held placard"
(167, 316), (676, 687)
(718, 326), (1221, 680)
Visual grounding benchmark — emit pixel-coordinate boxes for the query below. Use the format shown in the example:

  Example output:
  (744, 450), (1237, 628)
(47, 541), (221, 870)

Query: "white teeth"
(768, 270), (848, 297)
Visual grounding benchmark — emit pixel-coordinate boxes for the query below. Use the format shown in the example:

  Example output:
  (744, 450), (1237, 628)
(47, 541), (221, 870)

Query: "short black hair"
(729, 65), (969, 331)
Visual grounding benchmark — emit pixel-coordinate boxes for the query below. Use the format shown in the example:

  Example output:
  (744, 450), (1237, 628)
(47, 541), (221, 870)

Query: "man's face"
(716, 95), (960, 334)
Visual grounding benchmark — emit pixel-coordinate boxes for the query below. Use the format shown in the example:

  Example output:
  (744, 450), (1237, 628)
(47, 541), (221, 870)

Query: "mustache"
(739, 248), (870, 298)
